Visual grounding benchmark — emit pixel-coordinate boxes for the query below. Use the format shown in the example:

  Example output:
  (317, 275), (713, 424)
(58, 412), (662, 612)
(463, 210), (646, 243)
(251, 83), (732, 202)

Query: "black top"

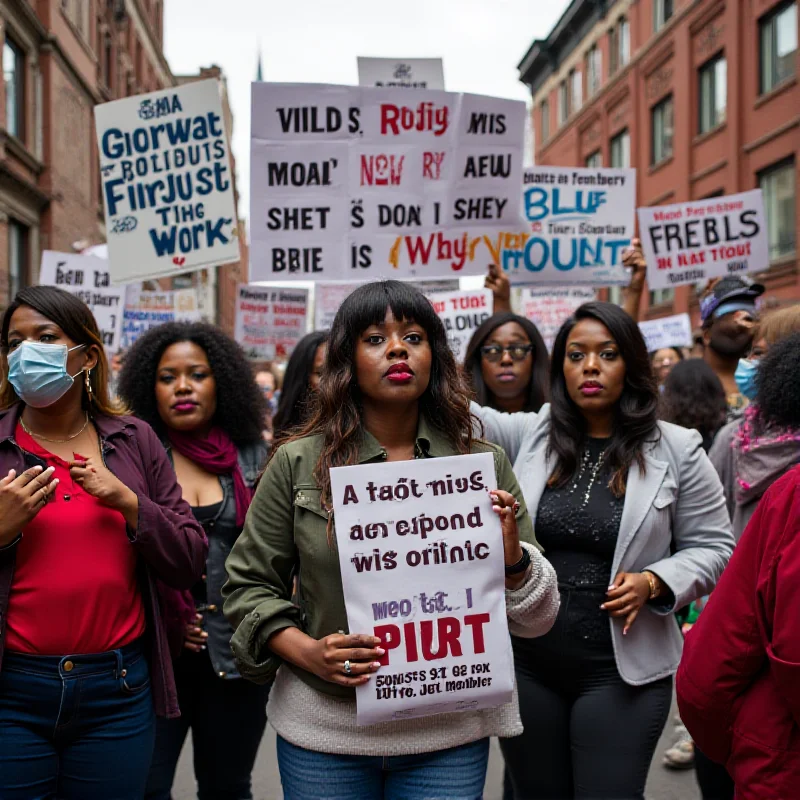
(190, 500), (223, 525)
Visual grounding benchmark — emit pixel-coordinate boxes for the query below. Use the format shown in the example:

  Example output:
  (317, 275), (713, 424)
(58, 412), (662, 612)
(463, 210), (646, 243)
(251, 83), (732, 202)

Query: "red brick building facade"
(519, 0), (799, 321)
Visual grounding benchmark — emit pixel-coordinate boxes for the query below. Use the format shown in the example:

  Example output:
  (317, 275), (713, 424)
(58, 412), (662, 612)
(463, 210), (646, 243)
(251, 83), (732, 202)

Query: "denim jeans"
(277, 735), (490, 800)
(0, 639), (155, 800)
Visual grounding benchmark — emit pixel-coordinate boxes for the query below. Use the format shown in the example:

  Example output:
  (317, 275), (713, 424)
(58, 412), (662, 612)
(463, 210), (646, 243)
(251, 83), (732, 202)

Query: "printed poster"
(95, 79), (240, 283)
(638, 313), (693, 353)
(357, 57), (446, 90)
(234, 284), (309, 360)
(331, 453), (514, 726)
(121, 287), (200, 347)
(520, 286), (596, 351)
(428, 288), (493, 362)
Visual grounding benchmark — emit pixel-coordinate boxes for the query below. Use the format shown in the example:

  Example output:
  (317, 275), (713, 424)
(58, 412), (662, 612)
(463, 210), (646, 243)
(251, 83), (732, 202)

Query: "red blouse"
(5, 425), (146, 655)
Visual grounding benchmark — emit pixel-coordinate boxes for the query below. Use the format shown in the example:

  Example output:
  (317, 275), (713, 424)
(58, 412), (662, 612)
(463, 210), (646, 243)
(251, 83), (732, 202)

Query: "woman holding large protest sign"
(0, 287), (207, 799)
(473, 301), (734, 799)
(117, 322), (270, 800)
(223, 280), (559, 800)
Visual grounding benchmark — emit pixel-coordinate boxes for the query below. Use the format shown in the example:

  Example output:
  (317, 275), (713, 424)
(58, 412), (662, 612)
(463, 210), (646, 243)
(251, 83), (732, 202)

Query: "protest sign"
(95, 79), (240, 283)
(520, 286), (596, 351)
(637, 190), (768, 291)
(357, 58), (445, 90)
(234, 284), (309, 360)
(250, 83), (527, 282)
(500, 167), (635, 286)
(121, 287), (200, 347)
(638, 313), (693, 353)
(331, 453), (514, 725)
(429, 288), (493, 361)
(39, 251), (124, 353)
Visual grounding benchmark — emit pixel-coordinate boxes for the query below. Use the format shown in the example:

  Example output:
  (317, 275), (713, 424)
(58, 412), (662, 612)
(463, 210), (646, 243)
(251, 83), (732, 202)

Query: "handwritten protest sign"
(250, 83), (526, 282)
(95, 79), (240, 283)
(638, 313), (693, 353)
(331, 453), (514, 725)
(500, 167), (635, 286)
(520, 286), (596, 351)
(429, 288), (493, 361)
(234, 284), (309, 360)
(121, 287), (200, 347)
(357, 58), (445, 90)
(638, 190), (768, 291)
(39, 252), (124, 353)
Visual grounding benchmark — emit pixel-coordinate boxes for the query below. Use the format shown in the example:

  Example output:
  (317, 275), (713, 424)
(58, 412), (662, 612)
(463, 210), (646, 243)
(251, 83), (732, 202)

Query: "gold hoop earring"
(85, 369), (93, 403)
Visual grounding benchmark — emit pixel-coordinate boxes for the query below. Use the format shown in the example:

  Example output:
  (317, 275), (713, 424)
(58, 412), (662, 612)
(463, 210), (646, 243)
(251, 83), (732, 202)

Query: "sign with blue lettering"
(501, 167), (636, 286)
(95, 79), (240, 283)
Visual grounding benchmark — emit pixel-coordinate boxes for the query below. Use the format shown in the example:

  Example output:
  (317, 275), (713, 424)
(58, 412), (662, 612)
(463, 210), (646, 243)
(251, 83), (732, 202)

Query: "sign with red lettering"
(234, 284), (309, 360)
(638, 190), (768, 291)
(520, 286), (596, 351)
(330, 453), (514, 725)
(428, 288), (493, 362)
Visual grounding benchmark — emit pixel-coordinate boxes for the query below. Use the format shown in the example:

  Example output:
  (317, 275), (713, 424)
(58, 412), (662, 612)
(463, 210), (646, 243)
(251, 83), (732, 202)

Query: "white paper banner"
(96, 79), (240, 283)
(38, 252), (124, 353)
(121, 287), (200, 347)
(638, 313), (693, 352)
(520, 286), (597, 351)
(357, 57), (445, 90)
(429, 288), (493, 362)
(638, 190), (768, 290)
(330, 453), (514, 725)
(234, 284), (309, 360)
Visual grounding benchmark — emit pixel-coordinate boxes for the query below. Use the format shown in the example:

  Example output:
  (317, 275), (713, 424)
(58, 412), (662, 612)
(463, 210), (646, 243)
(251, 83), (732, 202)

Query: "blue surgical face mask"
(7, 341), (86, 409)
(734, 358), (759, 401)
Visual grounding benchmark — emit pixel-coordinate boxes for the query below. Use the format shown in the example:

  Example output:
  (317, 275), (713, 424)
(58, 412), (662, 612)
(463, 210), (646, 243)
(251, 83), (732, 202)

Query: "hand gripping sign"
(330, 452), (514, 726)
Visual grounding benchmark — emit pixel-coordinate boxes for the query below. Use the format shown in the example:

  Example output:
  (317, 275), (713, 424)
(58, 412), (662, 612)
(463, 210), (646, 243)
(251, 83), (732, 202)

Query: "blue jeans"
(0, 639), (155, 799)
(277, 735), (490, 800)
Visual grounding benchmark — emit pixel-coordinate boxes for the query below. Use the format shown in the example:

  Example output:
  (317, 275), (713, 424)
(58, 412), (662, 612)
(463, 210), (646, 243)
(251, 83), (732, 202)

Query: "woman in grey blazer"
(474, 302), (734, 800)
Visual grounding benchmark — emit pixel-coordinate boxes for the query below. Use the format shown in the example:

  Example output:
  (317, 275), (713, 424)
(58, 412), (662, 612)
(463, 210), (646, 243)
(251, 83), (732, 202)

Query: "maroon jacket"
(677, 466), (800, 799)
(0, 404), (207, 718)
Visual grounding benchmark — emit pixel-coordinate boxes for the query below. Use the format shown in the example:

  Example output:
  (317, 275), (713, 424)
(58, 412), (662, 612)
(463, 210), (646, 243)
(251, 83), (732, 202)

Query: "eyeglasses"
(480, 344), (534, 363)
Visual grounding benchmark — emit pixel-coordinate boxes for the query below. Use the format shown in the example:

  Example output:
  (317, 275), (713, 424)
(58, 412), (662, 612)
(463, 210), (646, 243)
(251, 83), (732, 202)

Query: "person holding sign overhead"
(223, 281), (559, 800)
(0, 287), (207, 799)
(472, 301), (734, 800)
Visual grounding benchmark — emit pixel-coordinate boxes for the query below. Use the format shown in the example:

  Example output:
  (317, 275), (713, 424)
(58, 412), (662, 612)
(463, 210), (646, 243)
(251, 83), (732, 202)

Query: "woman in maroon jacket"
(0, 286), (207, 799)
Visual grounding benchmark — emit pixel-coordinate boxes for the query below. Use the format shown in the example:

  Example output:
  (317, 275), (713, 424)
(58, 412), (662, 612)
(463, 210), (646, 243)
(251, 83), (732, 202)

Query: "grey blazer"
(474, 403), (734, 686)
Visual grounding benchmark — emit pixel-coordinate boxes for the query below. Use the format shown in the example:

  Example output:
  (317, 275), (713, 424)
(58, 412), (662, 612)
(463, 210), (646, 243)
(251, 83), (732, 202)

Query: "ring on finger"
(343, 660), (352, 675)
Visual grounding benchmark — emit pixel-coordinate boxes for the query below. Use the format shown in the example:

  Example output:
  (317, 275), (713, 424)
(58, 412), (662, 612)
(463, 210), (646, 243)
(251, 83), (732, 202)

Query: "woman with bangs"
(222, 280), (559, 800)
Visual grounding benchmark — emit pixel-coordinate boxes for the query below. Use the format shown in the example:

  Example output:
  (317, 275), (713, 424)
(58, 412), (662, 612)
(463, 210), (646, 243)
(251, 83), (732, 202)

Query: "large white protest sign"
(499, 167), (636, 286)
(96, 79), (240, 283)
(234, 284), (309, 360)
(639, 313), (693, 353)
(638, 190), (768, 291)
(520, 286), (596, 351)
(331, 453), (514, 725)
(121, 287), (200, 347)
(39, 252), (124, 353)
(357, 58), (445, 90)
(429, 288), (493, 362)
(250, 83), (527, 282)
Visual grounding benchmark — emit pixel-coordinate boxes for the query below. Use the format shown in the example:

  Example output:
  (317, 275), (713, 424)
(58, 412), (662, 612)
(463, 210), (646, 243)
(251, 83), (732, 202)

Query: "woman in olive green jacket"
(223, 281), (559, 800)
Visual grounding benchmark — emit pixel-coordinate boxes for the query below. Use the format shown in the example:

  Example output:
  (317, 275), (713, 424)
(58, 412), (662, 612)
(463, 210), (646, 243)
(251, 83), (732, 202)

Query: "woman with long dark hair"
(464, 312), (549, 414)
(223, 281), (559, 799)
(0, 287), (206, 799)
(117, 322), (270, 800)
(473, 301), (734, 799)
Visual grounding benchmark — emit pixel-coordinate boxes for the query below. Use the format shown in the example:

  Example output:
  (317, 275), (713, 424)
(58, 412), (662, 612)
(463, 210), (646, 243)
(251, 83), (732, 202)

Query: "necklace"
(568, 446), (607, 508)
(20, 413), (90, 443)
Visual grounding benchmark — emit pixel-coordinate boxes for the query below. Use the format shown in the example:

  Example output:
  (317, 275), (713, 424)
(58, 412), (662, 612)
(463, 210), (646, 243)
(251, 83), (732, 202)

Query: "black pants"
(145, 650), (269, 800)
(501, 636), (672, 799)
(695, 747), (734, 800)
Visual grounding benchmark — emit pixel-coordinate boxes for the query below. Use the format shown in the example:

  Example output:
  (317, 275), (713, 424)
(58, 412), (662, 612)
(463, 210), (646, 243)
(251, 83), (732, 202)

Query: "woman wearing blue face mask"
(0, 286), (207, 799)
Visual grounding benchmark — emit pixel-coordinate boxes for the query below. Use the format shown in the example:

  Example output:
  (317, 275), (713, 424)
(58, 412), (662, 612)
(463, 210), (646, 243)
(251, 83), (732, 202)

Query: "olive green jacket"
(222, 417), (537, 699)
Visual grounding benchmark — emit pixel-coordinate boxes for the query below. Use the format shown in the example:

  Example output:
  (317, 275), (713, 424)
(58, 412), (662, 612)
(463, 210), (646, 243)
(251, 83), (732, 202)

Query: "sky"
(163, 0), (568, 222)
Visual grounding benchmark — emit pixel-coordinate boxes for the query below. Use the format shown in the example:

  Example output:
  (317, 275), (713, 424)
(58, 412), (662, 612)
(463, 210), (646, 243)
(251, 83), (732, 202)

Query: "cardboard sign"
(639, 313), (693, 353)
(96, 79), (240, 283)
(234, 284), (309, 360)
(638, 190), (768, 290)
(501, 167), (636, 285)
(250, 83), (527, 282)
(429, 288), (493, 362)
(39, 251), (124, 353)
(520, 286), (596, 351)
(357, 57), (446, 90)
(121, 287), (200, 347)
(330, 453), (514, 725)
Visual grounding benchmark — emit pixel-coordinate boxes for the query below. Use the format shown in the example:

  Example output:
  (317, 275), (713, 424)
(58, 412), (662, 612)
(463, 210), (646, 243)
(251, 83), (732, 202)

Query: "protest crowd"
(1, 4), (800, 800)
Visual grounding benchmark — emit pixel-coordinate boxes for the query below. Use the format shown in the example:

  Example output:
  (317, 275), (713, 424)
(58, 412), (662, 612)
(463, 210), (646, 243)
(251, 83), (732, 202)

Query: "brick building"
(519, 0), (799, 321)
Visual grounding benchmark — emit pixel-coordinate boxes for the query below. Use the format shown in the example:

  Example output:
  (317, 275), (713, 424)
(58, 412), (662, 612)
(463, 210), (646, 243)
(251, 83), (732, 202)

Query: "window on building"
(586, 151), (602, 168)
(608, 286), (623, 305)
(570, 68), (582, 113)
(540, 99), (550, 141)
(610, 17), (631, 74)
(610, 129), (630, 168)
(558, 80), (569, 124)
(654, 0), (674, 32)
(586, 44), (602, 97)
(698, 54), (727, 133)
(8, 220), (29, 300)
(103, 34), (113, 89)
(651, 95), (674, 165)
(62, 0), (88, 37)
(3, 36), (25, 139)
(650, 288), (675, 306)
(759, 158), (796, 261)
(760, 2), (797, 94)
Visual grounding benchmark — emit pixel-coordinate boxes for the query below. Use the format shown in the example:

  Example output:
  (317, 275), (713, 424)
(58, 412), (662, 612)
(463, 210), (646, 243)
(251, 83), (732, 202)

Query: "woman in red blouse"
(0, 286), (207, 800)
